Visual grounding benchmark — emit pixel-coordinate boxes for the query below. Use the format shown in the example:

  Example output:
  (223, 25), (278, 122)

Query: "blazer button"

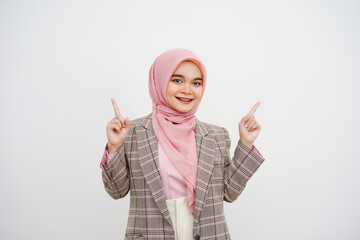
(194, 234), (200, 240)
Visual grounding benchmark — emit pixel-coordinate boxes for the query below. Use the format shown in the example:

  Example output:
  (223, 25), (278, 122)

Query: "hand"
(238, 101), (262, 148)
(106, 97), (130, 154)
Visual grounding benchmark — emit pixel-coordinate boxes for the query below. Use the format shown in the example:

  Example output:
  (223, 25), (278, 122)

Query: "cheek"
(166, 84), (176, 98)
(194, 86), (203, 98)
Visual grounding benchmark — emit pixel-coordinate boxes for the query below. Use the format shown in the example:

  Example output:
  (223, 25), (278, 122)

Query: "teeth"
(177, 97), (192, 102)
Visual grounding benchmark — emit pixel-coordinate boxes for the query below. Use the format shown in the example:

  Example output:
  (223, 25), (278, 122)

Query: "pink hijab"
(148, 49), (207, 214)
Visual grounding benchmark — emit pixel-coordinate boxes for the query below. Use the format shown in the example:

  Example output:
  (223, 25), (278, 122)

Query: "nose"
(181, 83), (192, 94)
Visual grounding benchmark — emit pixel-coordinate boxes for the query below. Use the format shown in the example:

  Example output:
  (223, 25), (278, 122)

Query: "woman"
(100, 49), (265, 240)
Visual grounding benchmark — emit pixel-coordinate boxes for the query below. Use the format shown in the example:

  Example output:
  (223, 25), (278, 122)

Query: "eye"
(172, 79), (182, 84)
(193, 81), (202, 86)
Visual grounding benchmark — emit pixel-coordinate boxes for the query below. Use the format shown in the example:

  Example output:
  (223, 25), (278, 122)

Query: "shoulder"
(123, 114), (152, 145)
(130, 114), (230, 137)
(195, 118), (229, 138)
(129, 113), (152, 128)
(196, 119), (231, 151)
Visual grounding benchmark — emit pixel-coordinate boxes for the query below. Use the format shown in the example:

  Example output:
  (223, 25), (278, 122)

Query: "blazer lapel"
(194, 118), (215, 220)
(135, 113), (174, 228)
(135, 114), (216, 224)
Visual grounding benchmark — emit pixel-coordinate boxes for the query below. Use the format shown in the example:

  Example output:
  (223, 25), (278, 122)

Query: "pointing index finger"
(111, 97), (120, 116)
(247, 101), (261, 117)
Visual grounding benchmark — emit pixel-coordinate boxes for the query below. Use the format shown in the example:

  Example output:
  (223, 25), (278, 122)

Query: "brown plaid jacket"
(100, 113), (265, 240)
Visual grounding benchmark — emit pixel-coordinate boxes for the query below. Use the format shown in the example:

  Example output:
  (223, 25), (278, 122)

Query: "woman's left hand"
(238, 101), (262, 148)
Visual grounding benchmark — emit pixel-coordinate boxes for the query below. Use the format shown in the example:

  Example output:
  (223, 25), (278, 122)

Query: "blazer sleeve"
(222, 128), (265, 203)
(100, 143), (130, 199)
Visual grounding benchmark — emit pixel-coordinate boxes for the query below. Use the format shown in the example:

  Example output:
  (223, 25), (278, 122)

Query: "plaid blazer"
(100, 113), (265, 240)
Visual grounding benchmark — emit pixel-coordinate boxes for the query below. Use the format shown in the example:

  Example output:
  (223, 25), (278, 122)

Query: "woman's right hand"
(106, 97), (130, 154)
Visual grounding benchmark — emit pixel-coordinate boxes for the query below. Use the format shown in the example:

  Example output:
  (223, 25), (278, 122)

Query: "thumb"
(125, 117), (131, 131)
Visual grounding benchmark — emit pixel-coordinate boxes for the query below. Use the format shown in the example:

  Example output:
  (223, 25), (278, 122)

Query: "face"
(166, 61), (203, 113)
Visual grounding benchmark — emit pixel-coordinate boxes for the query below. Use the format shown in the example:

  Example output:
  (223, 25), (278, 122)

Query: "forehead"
(173, 61), (202, 75)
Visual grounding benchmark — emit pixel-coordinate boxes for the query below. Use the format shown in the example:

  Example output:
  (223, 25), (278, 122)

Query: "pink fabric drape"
(148, 49), (207, 215)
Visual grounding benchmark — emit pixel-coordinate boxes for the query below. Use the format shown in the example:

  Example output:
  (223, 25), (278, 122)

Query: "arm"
(222, 128), (265, 202)
(100, 143), (130, 199)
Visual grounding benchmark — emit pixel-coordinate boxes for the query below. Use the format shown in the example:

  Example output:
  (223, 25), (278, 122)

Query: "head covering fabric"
(148, 49), (207, 215)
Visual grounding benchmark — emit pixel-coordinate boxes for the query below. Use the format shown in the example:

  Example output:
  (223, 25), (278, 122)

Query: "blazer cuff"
(235, 140), (265, 172)
(100, 144), (125, 180)
(251, 145), (264, 158)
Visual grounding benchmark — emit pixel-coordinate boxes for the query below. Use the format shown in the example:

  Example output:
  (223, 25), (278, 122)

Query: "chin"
(168, 100), (196, 113)
(174, 106), (192, 113)
(176, 108), (189, 113)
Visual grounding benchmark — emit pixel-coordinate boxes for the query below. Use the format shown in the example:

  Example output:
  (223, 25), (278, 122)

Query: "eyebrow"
(171, 74), (203, 81)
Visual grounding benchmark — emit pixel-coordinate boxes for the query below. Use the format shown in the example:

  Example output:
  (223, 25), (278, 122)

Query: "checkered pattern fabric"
(101, 113), (265, 240)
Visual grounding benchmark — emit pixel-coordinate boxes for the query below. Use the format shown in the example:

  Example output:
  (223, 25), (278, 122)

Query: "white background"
(1, 0), (359, 239)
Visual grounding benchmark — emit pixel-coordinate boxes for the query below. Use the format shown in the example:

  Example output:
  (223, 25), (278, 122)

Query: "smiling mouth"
(176, 97), (193, 102)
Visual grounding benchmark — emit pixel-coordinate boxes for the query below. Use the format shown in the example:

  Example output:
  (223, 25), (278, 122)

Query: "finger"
(111, 116), (124, 124)
(114, 118), (123, 129)
(111, 97), (121, 116)
(250, 122), (261, 131)
(116, 114), (125, 125)
(245, 117), (255, 129)
(240, 114), (251, 125)
(244, 116), (254, 128)
(110, 106), (125, 125)
(109, 123), (120, 132)
(247, 101), (261, 117)
(111, 118), (123, 128)
(247, 119), (257, 130)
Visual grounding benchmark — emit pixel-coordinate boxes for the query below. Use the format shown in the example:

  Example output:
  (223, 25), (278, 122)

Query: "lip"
(176, 96), (193, 99)
(176, 97), (193, 104)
